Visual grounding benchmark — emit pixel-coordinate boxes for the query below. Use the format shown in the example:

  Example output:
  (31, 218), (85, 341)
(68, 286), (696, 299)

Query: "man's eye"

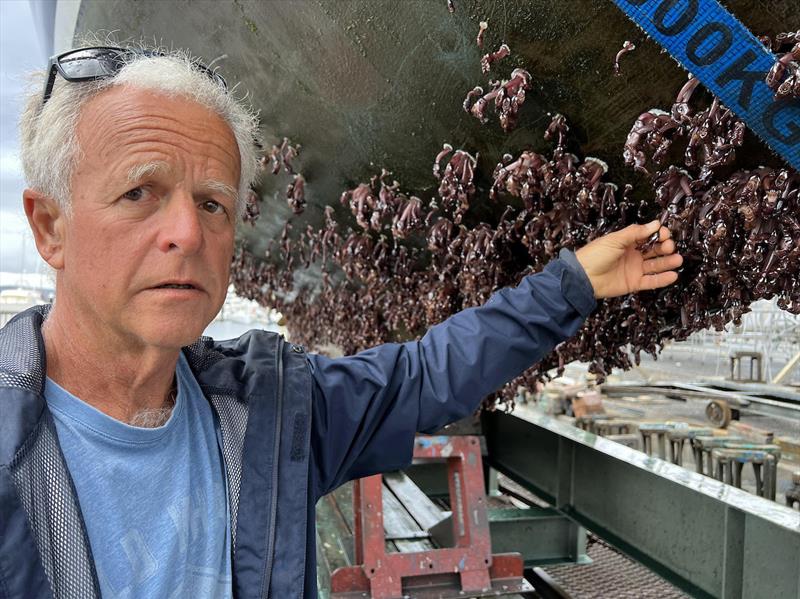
(122, 187), (146, 201)
(202, 200), (227, 215)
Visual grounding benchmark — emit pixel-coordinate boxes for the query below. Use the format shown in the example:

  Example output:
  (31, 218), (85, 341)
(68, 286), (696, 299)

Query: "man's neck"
(42, 304), (180, 425)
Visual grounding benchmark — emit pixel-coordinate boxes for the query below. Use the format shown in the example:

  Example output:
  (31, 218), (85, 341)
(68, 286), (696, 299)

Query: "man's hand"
(575, 220), (683, 299)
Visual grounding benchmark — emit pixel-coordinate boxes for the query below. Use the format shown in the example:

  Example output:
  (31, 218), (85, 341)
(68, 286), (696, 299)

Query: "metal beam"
(429, 507), (590, 568)
(773, 351), (800, 385)
(482, 410), (800, 599)
(602, 381), (800, 422)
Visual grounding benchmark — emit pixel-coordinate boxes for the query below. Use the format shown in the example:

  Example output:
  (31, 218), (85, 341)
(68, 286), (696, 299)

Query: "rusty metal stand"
(330, 435), (531, 598)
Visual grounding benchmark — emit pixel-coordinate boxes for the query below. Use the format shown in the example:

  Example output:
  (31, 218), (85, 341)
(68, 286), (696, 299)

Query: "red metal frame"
(331, 435), (526, 599)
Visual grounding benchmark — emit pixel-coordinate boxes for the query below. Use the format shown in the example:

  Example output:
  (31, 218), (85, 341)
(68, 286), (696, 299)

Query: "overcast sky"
(1, 0), (48, 275)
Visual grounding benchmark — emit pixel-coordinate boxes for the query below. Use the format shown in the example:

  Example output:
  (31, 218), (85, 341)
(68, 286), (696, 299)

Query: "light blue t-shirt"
(45, 353), (232, 599)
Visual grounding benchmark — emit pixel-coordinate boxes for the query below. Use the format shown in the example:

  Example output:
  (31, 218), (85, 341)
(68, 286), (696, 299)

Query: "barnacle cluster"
(763, 31), (799, 100)
(242, 189), (261, 227)
(463, 69), (532, 132)
(462, 23), (532, 133)
(257, 137), (306, 215)
(232, 32), (799, 411)
(433, 144), (478, 223)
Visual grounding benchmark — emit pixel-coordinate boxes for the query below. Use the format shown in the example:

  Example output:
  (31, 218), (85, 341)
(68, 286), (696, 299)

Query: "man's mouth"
(156, 283), (196, 289)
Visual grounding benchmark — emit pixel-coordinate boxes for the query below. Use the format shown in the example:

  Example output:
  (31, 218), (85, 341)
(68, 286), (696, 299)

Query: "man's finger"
(642, 253), (683, 274)
(611, 220), (661, 247)
(643, 238), (676, 259)
(627, 220), (661, 244)
(638, 270), (679, 291)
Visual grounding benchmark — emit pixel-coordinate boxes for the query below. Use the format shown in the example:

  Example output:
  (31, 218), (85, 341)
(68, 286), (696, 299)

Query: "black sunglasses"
(42, 46), (227, 105)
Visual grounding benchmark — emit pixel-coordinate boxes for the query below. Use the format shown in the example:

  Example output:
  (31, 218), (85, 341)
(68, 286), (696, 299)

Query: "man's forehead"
(79, 86), (239, 155)
(75, 86), (241, 182)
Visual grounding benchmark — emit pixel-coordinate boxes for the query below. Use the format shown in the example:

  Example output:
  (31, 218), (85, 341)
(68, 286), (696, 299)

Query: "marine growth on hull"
(232, 21), (800, 411)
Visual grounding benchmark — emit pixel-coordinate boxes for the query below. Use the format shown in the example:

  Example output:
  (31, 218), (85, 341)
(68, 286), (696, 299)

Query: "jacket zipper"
(261, 336), (284, 598)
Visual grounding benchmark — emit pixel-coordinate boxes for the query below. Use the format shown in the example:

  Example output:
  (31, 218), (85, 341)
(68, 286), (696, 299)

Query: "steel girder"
(482, 410), (800, 599)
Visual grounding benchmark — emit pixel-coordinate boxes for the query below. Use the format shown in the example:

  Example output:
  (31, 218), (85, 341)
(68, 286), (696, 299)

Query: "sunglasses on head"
(42, 46), (227, 106)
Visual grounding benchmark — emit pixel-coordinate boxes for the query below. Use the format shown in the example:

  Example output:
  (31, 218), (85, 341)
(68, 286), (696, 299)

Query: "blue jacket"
(0, 251), (595, 599)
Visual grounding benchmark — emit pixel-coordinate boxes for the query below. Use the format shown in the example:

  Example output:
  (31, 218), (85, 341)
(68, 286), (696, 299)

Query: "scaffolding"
(641, 300), (800, 385)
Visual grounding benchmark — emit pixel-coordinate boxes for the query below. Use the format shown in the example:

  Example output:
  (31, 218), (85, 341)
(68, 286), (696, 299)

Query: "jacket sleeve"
(307, 249), (596, 497)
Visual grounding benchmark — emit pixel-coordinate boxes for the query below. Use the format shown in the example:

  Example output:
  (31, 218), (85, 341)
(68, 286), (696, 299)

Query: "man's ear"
(23, 189), (67, 270)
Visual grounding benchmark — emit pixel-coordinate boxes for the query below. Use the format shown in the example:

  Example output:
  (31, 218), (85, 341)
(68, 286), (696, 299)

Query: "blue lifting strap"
(610, 0), (800, 170)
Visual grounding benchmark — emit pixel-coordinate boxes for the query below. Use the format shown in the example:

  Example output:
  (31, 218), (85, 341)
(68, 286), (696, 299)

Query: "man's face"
(60, 86), (241, 350)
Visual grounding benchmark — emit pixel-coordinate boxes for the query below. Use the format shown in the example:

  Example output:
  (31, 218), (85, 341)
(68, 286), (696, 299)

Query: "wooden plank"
(315, 527), (330, 599)
(327, 482), (357, 564)
(325, 480), (436, 553)
(315, 494), (353, 574)
(383, 471), (450, 531)
(330, 482), (355, 533)
(381, 482), (437, 552)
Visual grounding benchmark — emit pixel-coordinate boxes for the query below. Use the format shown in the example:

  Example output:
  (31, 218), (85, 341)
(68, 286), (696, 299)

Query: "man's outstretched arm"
(307, 221), (682, 497)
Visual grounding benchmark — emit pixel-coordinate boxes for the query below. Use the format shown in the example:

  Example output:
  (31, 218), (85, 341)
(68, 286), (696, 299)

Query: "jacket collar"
(0, 306), (49, 465)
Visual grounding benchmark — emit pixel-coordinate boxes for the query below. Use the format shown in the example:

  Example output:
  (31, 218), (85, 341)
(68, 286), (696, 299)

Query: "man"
(0, 46), (682, 599)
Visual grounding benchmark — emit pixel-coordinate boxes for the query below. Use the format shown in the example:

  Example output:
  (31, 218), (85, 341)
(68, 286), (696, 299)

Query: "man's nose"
(156, 191), (204, 255)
